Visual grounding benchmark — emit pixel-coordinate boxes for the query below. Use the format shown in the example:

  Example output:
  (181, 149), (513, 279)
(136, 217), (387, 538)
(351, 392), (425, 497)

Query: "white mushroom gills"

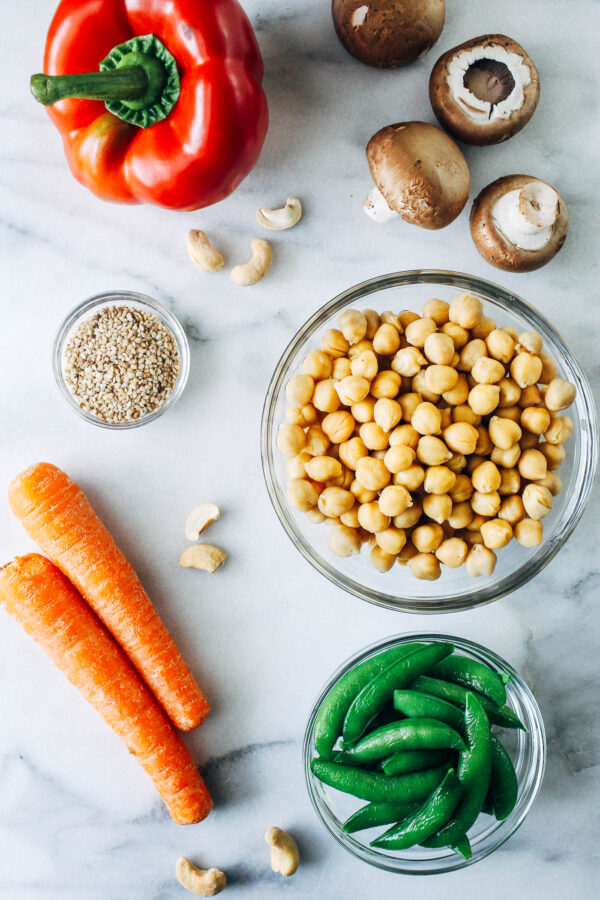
(363, 186), (399, 223)
(492, 182), (560, 251)
(446, 44), (531, 122)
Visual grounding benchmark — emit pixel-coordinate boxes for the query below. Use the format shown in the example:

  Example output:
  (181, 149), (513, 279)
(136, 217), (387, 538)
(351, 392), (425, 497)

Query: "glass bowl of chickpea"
(261, 271), (597, 613)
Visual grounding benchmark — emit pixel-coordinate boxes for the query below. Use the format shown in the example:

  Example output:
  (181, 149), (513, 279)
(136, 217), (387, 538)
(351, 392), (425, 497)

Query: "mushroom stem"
(493, 186), (558, 251)
(363, 186), (399, 223)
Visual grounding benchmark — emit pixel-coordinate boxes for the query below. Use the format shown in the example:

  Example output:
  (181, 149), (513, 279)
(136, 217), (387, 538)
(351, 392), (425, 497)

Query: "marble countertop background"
(1, 1), (599, 898)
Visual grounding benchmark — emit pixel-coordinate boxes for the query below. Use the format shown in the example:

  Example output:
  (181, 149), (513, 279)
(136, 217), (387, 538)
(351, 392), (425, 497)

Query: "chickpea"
(287, 478), (319, 511)
(363, 309), (380, 339)
(335, 375), (370, 406)
(514, 518), (543, 547)
(518, 448), (547, 481)
(332, 357), (352, 380)
(417, 435), (452, 466)
(412, 523), (444, 553)
(452, 404), (481, 426)
(423, 298), (450, 325)
(544, 416), (573, 445)
(522, 484), (553, 520)
(395, 503), (423, 528)
(359, 421), (390, 451)
(516, 331), (543, 355)
(301, 403), (319, 425)
(398, 392), (422, 423)
(347, 339), (374, 361)
(443, 422), (479, 455)
(327, 465), (354, 490)
(468, 384), (500, 416)
(285, 374), (314, 407)
(435, 537), (468, 568)
(352, 396), (376, 423)
(497, 405), (521, 423)
(449, 293), (483, 329)
(285, 406), (307, 426)
(350, 350), (379, 380)
(448, 501), (473, 530)
(374, 398), (402, 432)
(422, 493), (453, 524)
(340, 506), (361, 528)
(338, 309), (367, 344)
(394, 464), (425, 491)
(540, 442), (565, 471)
(286, 451), (311, 480)
(465, 544), (497, 577)
(380, 311), (403, 332)
(441, 321), (469, 348)
(425, 365), (459, 395)
(519, 432), (539, 452)
(502, 325), (518, 341)
(350, 479), (377, 504)
(521, 406), (551, 435)
(384, 444), (416, 473)
(442, 374), (469, 406)
(458, 338), (487, 372)
(371, 370), (402, 398)
(440, 409), (452, 430)
(408, 553), (441, 580)
(470, 316), (497, 340)
(491, 444), (521, 469)
(318, 486), (355, 518)
(370, 545), (397, 572)
(376, 526), (407, 555)
(339, 436), (369, 470)
(463, 529), (484, 547)
(424, 466), (456, 495)
(392, 347), (427, 377)
(498, 377), (522, 407)
(322, 410), (355, 443)
(412, 402), (442, 436)
(355, 456), (391, 491)
(538, 471), (562, 496)
(448, 473), (472, 503)
(379, 484), (412, 517)
(305, 507), (326, 525)
(465, 455), (486, 475)
(510, 352), (543, 389)
(498, 467), (521, 495)
(423, 332), (454, 366)
(447, 453), (467, 473)
(320, 328), (349, 359)
(373, 323), (401, 356)
(302, 349), (333, 380)
(357, 502), (391, 534)
(329, 524), (362, 557)
(305, 456), (342, 483)
(405, 317), (436, 348)
(390, 424), (420, 449)
(412, 370), (440, 404)
(486, 328), (516, 364)
(471, 357), (506, 385)
(545, 378), (576, 412)
(277, 423), (306, 457)
(480, 518), (513, 549)
(471, 491), (501, 517)
(398, 310), (420, 329)
(498, 494), (525, 525)
(517, 385), (543, 409)
(474, 426), (493, 456)
(538, 352), (557, 384)
(305, 424), (330, 456)
(471, 460), (501, 494)
(313, 379), (340, 413)
(489, 416), (522, 450)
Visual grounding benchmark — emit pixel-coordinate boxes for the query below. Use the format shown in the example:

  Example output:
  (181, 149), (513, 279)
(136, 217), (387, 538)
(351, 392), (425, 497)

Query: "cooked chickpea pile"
(276, 295), (576, 581)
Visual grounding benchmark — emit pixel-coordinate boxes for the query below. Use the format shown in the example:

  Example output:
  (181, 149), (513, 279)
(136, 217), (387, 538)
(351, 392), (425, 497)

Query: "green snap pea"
(342, 801), (419, 833)
(310, 759), (451, 804)
(423, 693), (493, 848)
(393, 690), (465, 733)
(451, 836), (472, 859)
(343, 642), (454, 745)
(339, 718), (465, 764)
(430, 656), (507, 707)
(314, 643), (425, 759)
(411, 676), (526, 731)
(382, 748), (451, 777)
(486, 736), (518, 820)
(371, 770), (463, 850)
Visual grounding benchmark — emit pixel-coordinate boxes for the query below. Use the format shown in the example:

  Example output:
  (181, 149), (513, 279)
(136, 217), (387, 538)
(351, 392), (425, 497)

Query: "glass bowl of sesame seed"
(53, 291), (190, 428)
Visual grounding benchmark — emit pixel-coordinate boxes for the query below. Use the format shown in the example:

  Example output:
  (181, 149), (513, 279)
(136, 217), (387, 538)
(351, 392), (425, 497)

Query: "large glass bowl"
(303, 633), (546, 875)
(53, 290), (190, 429)
(261, 271), (597, 613)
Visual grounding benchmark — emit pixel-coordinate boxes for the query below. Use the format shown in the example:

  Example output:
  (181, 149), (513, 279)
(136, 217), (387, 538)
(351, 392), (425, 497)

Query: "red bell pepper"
(30, 0), (268, 210)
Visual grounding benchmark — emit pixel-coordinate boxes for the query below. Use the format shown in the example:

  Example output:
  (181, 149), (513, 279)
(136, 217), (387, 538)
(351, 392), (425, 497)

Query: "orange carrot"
(0, 554), (212, 825)
(9, 463), (208, 732)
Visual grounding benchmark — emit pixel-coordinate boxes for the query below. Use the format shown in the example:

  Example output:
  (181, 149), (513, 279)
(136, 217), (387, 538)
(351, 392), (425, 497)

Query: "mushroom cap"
(470, 175), (569, 272)
(332, 0), (445, 69)
(429, 34), (540, 145)
(366, 121), (470, 229)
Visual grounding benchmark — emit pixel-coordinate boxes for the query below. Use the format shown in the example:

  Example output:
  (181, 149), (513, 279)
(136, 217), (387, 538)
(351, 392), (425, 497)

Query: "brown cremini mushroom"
(429, 34), (540, 145)
(332, 0), (445, 68)
(470, 175), (568, 272)
(364, 121), (470, 229)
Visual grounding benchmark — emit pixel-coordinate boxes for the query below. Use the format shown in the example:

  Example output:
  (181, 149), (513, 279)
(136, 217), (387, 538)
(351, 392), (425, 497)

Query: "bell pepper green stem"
(31, 65), (149, 106)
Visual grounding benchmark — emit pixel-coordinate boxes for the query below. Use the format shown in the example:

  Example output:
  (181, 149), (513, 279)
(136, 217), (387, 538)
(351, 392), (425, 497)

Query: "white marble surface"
(1, 1), (599, 897)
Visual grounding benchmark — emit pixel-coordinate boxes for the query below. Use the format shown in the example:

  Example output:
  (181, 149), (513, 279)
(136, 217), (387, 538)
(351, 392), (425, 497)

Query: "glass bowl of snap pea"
(261, 270), (597, 613)
(303, 633), (546, 874)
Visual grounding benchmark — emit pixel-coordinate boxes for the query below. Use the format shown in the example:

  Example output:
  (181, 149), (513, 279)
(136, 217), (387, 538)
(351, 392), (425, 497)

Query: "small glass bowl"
(261, 271), (598, 613)
(53, 291), (190, 429)
(304, 633), (546, 875)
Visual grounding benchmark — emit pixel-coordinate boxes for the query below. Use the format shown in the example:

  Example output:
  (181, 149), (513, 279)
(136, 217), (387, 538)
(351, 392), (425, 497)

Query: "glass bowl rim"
(261, 269), (598, 613)
(52, 290), (190, 430)
(303, 631), (547, 875)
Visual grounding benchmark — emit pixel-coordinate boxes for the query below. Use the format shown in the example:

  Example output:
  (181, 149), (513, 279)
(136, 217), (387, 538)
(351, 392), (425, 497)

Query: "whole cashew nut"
(176, 857), (226, 896)
(185, 504), (221, 541)
(265, 827), (299, 877)
(186, 230), (224, 272)
(179, 545), (227, 573)
(231, 239), (272, 286)
(256, 197), (302, 230)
